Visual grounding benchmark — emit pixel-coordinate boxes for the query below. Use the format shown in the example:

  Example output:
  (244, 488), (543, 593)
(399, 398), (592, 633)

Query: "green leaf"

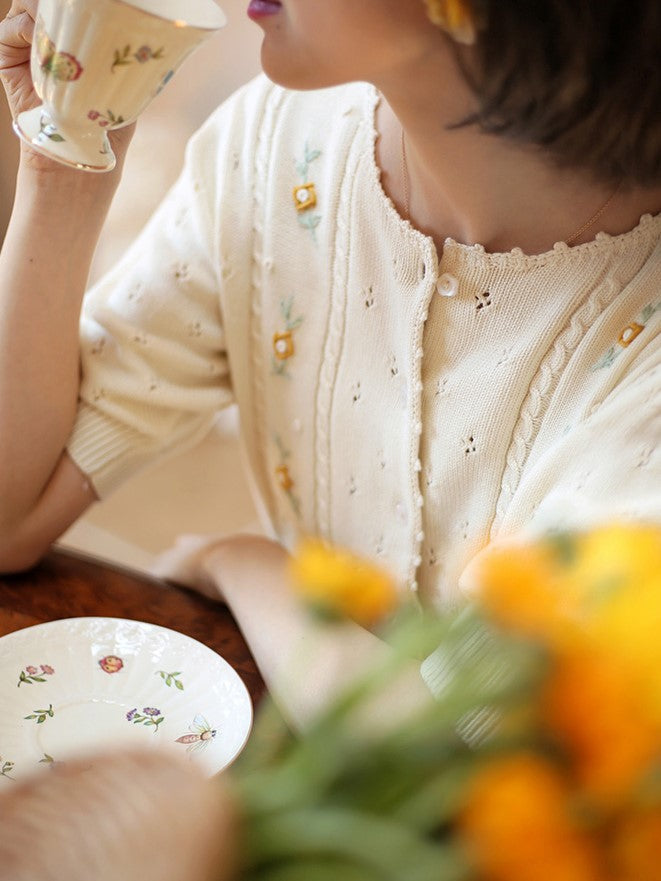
(245, 807), (467, 881)
(175, 680), (184, 691)
(37, 715), (46, 723)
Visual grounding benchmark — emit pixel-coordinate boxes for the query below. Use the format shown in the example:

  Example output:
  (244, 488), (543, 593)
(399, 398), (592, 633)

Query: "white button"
(436, 273), (458, 297)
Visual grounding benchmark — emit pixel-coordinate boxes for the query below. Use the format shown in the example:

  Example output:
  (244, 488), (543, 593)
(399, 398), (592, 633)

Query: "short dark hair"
(450, 0), (660, 187)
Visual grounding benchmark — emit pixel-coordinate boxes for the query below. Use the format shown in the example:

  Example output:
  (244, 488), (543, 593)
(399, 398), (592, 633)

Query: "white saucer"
(0, 617), (253, 782)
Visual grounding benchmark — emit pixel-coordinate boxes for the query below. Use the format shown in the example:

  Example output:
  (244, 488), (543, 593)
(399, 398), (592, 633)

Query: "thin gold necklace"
(400, 128), (620, 245)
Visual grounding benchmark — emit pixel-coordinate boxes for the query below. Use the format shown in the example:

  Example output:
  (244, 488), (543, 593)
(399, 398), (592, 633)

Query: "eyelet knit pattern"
(67, 76), (661, 609)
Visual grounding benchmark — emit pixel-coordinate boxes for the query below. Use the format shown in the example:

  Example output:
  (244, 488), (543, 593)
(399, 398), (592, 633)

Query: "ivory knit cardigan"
(68, 75), (661, 613)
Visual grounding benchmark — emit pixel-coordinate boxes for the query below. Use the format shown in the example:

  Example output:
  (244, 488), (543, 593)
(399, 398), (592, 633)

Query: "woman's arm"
(0, 2), (134, 570)
(154, 534), (434, 733)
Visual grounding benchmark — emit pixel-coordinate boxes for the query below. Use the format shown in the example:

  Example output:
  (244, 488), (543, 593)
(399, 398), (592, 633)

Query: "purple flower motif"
(126, 708), (137, 721)
(133, 45), (152, 63)
(26, 666), (38, 675)
(142, 707), (161, 717)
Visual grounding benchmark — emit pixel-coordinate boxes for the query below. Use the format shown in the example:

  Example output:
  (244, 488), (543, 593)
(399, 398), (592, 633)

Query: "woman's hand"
(0, 0), (39, 119)
(0, 0), (134, 173)
(150, 532), (286, 602)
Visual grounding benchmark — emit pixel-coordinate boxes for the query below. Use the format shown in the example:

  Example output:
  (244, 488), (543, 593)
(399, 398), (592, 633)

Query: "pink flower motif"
(26, 666), (38, 675)
(40, 665), (54, 675)
(88, 110), (100, 120)
(99, 120), (109, 127)
(133, 45), (153, 63)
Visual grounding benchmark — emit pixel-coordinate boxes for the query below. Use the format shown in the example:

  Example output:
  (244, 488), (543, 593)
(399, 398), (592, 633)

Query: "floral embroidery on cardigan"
(274, 435), (301, 518)
(272, 297), (304, 377)
(293, 142), (322, 242)
(592, 299), (661, 370)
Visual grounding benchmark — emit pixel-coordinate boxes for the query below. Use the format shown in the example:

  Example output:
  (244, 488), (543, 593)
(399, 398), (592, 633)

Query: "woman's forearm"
(0, 158), (119, 535)
(203, 537), (433, 733)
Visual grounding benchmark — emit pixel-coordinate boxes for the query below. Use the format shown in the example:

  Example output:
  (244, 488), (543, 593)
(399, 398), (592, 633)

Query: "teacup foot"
(14, 106), (116, 173)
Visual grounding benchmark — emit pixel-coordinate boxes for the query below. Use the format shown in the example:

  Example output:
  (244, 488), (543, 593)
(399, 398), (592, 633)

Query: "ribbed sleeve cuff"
(66, 402), (159, 500)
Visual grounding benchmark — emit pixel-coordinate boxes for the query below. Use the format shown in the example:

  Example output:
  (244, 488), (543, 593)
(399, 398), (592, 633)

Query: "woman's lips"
(247, 0), (282, 19)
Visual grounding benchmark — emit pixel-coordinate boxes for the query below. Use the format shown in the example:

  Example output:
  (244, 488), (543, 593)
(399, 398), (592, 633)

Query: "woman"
(0, 0), (659, 727)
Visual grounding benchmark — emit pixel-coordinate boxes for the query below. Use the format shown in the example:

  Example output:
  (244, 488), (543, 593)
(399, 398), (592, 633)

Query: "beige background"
(0, 0), (263, 571)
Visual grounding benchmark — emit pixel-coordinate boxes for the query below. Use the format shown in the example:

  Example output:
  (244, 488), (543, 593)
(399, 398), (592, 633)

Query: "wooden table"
(0, 547), (266, 707)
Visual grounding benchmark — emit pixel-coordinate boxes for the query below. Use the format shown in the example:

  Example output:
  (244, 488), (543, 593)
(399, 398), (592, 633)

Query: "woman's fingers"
(0, 11), (33, 66)
(0, 4), (37, 117)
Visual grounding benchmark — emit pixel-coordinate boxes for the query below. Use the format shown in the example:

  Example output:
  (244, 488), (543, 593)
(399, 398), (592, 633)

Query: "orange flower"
(609, 809), (661, 881)
(471, 537), (579, 645)
(542, 646), (661, 804)
(474, 524), (661, 654)
(460, 753), (601, 881)
(288, 537), (398, 627)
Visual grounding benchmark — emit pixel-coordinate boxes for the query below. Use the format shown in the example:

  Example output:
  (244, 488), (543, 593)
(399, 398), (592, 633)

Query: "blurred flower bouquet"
(228, 524), (661, 881)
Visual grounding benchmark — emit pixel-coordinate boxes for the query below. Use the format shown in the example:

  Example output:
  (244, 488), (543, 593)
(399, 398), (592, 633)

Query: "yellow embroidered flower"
(292, 183), (317, 212)
(424, 0), (477, 44)
(460, 754), (600, 881)
(273, 331), (294, 361)
(618, 322), (644, 347)
(289, 538), (398, 626)
(275, 464), (294, 492)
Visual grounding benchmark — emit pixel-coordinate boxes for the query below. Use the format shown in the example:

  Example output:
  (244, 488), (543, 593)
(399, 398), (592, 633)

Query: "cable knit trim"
(313, 119), (366, 536)
(492, 274), (621, 532)
(249, 86), (285, 529)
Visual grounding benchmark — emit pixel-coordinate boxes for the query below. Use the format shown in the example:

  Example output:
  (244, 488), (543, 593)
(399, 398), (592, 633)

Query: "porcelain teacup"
(14, 0), (226, 172)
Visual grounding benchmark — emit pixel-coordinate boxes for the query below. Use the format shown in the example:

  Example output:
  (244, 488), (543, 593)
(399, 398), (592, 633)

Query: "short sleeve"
(66, 103), (239, 498)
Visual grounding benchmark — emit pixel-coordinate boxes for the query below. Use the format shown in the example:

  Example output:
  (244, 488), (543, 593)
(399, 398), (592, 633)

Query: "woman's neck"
(375, 63), (661, 256)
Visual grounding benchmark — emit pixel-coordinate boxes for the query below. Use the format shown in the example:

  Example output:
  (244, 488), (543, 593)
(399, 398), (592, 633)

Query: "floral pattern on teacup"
(111, 44), (165, 73)
(39, 115), (65, 143)
(0, 757), (15, 780)
(88, 109), (125, 128)
(36, 28), (84, 82)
